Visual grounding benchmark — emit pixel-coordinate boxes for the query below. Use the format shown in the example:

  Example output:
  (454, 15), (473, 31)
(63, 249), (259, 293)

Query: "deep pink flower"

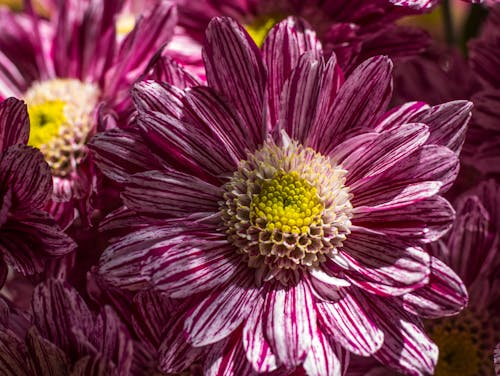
(95, 17), (471, 375)
(172, 0), (431, 72)
(0, 98), (74, 285)
(0, 0), (177, 228)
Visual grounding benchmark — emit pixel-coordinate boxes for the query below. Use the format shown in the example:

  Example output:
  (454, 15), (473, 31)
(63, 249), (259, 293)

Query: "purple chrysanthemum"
(0, 0), (177, 228)
(96, 17), (472, 375)
(0, 98), (74, 285)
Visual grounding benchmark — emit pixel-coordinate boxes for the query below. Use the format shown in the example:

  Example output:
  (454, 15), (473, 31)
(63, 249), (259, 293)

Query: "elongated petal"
(303, 328), (346, 376)
(316, 56), (393, 154)
(203, 17), (266, 146)
(403, 257), (468, 318)
(0, 98), (29, 152)
(243, 294), (279, 373)
(26, 327), (70, 376)
(0, 330), (29, 376)
(71, 355), (115, 376)
(145, 55), (200, 89)
(0, 145), (51, 211)
(185, 270), (258, 346)
(263, 17), (322, 126)
(375, 101), (428, 131)
(317, 288), (383, 356)
(133, 81), (184, 118)
(340, 229), (430, 296)
(264, 280), (316, 368)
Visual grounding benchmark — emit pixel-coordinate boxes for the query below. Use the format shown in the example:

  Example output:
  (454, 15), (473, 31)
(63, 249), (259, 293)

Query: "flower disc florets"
(24, 79), (100, 177)
(221, 139), (352, 284)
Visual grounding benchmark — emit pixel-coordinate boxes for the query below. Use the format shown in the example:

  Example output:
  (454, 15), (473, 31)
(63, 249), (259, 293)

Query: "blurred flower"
(0, 98), (74, 287)
(95, 17), (471, 375)
(0, 0), (177, 228)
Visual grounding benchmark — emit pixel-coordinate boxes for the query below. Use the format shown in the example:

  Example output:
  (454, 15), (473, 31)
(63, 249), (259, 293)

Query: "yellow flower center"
(24, 78), (100, 176)
(251, 171), (323, 235)
(116, 13), (136, 38)
(0, 0), (23, 11)
(27, 100), (66, 149)
(245, 14), (284, 47)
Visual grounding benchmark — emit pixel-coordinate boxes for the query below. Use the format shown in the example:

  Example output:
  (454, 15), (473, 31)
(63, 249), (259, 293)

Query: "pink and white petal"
(122, 169), (221, 220)
(317, 287), (383, 357)
(152, 236), (241, 299)
(32, 279), (94, 353)
(203, 17), (266, 146)
(328, 132), (379, 166)
(183, 86), (256, 158)
(0, 98), (29, 152)
(407, 100), (473, 153)
(89, 128), (164, 184)
(264, 279), (316, 368)
(185, 271), (259, 347)
(369, 298), (438, 376)
(403, 256), (468, 318)
(339, 229), (430, 296)
(0, 145), (51, 210)
(315, 56), (393, 155)
(353, 195), (455, 243)
(303, 328), (346, 376)
(145, 55), (201, 89)
(278, 52), (324, 143)
(343, 123), (429, 186)
(204, 331), (256, 376)
(375, 101), (428, 132)
(243, 294), (280, 373)
(263, 16), (322, 126)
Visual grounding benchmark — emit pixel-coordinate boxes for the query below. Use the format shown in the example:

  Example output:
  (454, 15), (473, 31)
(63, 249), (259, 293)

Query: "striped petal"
(71, 355), (115, 376)
(0, 330), (29, 376)
(303, 328), (346, 376)
(317, 288), (383, 356)
(375, 101), (428, 131)
(243, 294), (280, 373)
(340, 229), (430, 296)
(185, 270), (258, 346)
(0, 98), (29, 152)
(264, 279), (316, 368)
(203, 17), (266, 147)
(133, 81), (185, 118)
(403, 256), (468, 318)
(26, 327), (70, 376)
(263, 17), (322, 126)
(145, 55), (200, 89)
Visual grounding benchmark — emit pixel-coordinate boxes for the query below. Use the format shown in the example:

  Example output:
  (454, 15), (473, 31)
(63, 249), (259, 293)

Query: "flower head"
(96, 17), (472, 375)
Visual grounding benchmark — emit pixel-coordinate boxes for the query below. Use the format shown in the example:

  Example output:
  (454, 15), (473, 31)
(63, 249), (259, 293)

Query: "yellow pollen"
(116, 13), (136, 37)
(245, 14), (284, 47)
(251, 171), (323, 235)
(27, 100), (66, 149)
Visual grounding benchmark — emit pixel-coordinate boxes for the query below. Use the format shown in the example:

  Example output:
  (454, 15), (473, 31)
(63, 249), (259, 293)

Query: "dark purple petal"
(340, 229), (430, 296)
(403, 257), (468, 318)
(71, 355), (116, 376)
(0, 329), (29, 375)
(317, 288), (383, 356)
(26, 327), (70, 376)
(264, 280), (316, 368)
(315, 56), (393, 154)
(0, 98), (29, 152)
(133, 81), (185, 118)
(184, 270), (259, 346)
(144, 55), (201, 89)
(203, 17), (266, 146)
(263, 17), (322, 126)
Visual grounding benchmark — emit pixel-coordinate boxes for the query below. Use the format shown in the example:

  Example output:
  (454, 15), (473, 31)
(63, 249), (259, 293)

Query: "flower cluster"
(0, 0), (498, 375)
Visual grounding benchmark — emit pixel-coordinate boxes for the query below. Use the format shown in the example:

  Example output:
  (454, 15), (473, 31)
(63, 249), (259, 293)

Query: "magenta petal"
(340, 229), (430, 296)
(243, 294), (280, 373)
(203, 17), (266, 146)
(0, 98), (29, 152)
(317, 288), (383, 356)
(0, 145), (51, 211)
(315, 56), (393, 154)
(278, 52), (324, 144)
(303, 327), (347, 376)
(369, 299), (438, 375)
(403, 256), (468, 318)
(122, 170), (221, 220)
(264, 280), (316, 368)
(375, 101), (428, 131)
(185, 270), (258, 346)
(133, 81), (185, 118)
(146, 55), (201, 89)
(152, 235), (240, 299)
(263, 16), (322, 126)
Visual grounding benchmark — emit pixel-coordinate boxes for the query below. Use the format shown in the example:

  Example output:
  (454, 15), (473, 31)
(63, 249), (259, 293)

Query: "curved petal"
(185, 270), (259, 347)
(317, 287), (383, 357)
(403, 256), (468, 318)
(0, 98), (29, 152)
(303, 327), (347, 376)
(264, 279), (316, 368)
(203, 17), (266, 146)
(26, 327), (70, 375)
(339, 229), (430, 296)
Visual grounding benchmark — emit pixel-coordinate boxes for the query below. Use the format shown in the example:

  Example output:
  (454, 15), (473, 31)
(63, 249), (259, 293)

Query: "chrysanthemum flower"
(96, 17), (472, 375)
(0, 98), (74, 286)
(172, 0), (431, 72)
(0, 0), (177, 228)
